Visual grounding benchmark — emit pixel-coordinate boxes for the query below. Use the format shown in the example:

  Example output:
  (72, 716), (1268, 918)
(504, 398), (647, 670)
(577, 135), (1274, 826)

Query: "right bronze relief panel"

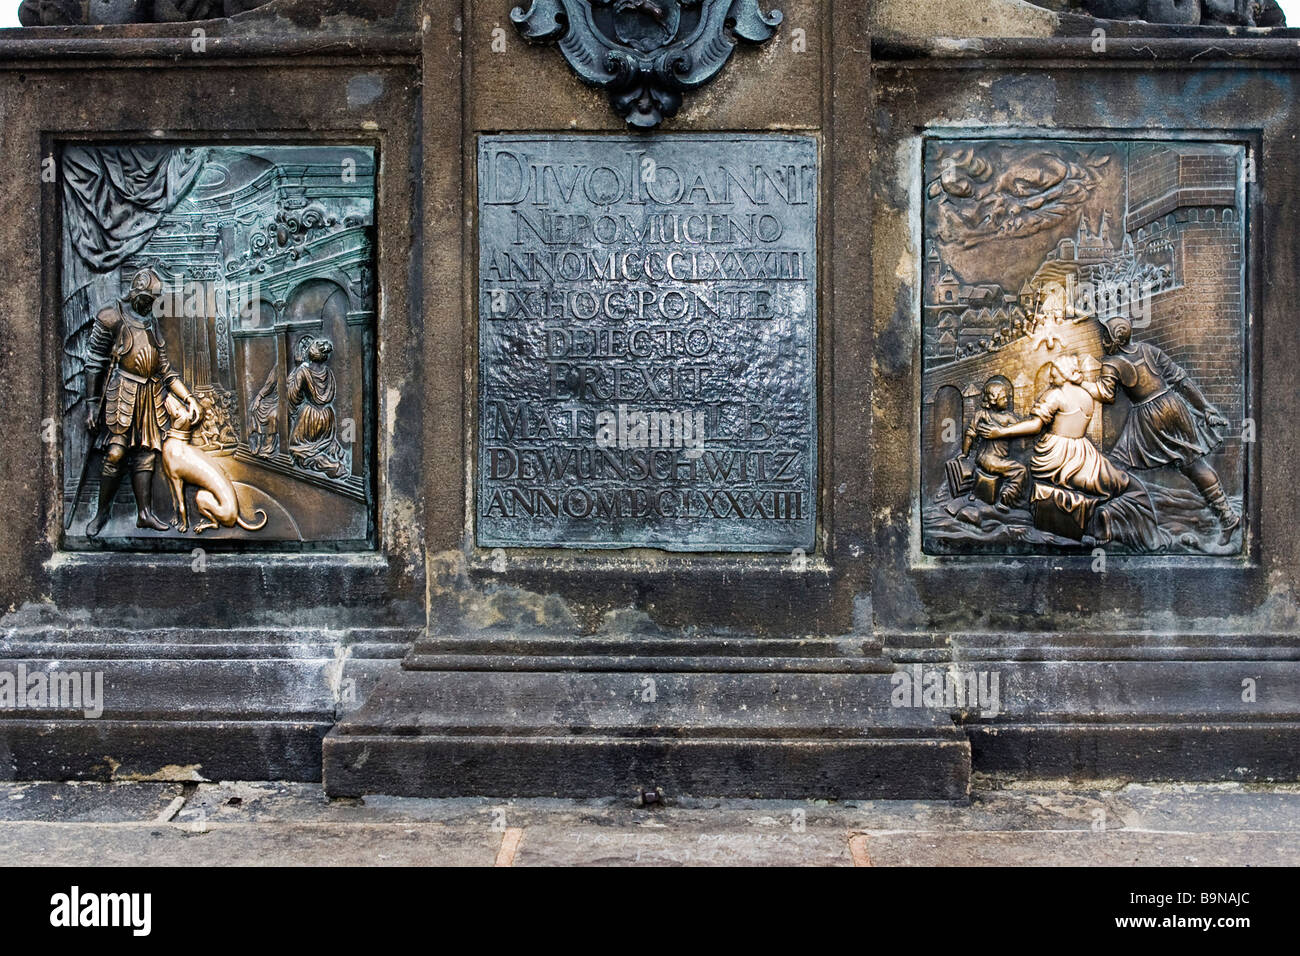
(920, 138), (1248, 556)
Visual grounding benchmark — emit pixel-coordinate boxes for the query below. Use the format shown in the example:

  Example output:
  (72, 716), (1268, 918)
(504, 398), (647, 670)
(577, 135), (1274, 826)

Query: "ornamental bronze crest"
(511, 0), (782, 128)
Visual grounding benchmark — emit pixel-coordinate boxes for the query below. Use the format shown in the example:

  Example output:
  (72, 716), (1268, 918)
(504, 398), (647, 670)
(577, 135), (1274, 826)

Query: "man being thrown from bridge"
(1082, 316), (1240, 543)
(977, 355), (1169, 551)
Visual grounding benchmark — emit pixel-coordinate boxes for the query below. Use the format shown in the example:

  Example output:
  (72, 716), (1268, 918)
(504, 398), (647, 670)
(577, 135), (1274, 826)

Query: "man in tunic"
(961, 378), (1027, 512)
(83, 268), (202, 536)
(1084, 316), (1239, 540)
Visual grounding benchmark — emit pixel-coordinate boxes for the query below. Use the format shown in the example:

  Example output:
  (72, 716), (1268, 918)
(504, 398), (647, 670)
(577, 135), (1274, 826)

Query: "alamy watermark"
(890, 664), (1001, 717)
(50, 887), (150, 936)
(0, 664), (104, 719)
(595, 403), (706, 459)
(150, 275), (265, 325)
(1032, 273), (1156, 328)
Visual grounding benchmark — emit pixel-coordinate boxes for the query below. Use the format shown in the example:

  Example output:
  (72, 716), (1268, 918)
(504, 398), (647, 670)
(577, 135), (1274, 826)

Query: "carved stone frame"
(420, 0), (869, 646)
(30, 75), (420, 616)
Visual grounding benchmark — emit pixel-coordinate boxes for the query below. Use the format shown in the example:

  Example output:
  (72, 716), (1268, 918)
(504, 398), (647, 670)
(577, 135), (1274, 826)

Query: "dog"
(162, 395), (268, 533)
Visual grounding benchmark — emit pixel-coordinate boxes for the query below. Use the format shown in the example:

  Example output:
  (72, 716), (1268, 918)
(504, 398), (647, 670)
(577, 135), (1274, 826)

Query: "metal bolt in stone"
(634, 787), (664, 808)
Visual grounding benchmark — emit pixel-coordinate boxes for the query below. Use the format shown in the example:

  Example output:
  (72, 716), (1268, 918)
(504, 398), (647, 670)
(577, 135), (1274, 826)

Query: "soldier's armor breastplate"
(1108, 347), (1166, 402)
(114, 319), (160, 379)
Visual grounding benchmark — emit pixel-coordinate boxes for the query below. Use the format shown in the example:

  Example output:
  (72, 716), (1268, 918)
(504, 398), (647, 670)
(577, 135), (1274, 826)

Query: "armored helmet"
(1100, 316), (1132, 351)
(126, 268), (164, 313)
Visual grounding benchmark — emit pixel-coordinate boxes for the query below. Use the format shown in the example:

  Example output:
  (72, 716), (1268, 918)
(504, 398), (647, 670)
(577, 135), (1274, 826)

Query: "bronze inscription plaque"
(477, 134), (818, 551)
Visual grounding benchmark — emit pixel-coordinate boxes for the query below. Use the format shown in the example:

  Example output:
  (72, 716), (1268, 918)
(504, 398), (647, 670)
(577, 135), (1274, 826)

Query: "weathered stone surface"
(3, 781), (1300, 866)
(0, 781), (187, 822)
(324, 670), (970, 799)
(0, 9), (424, 785)
(0, 0), (1298, 800)
(19, 0), (274, 25)
(861, 829), (1300, 866)
(0, 818), (503, 866)
(871, 54), (1295, 632)
(870, 0), (1059, 39)
(970, 724), (1300, 781)
(0, 719), (330, 782)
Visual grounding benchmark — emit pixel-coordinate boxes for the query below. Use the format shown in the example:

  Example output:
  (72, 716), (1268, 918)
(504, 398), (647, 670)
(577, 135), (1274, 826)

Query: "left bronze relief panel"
(59, 144), (377, 550)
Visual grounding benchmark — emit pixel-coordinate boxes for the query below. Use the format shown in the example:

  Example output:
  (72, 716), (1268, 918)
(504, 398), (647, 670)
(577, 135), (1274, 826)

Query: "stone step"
(407, 634), (891, 673)
(323, 670), (970, 799)
(0, 658), (397, 720)
(0, 719), (329, 782)
(0, 626), (414, 660)
(970, 722), (1300, 781)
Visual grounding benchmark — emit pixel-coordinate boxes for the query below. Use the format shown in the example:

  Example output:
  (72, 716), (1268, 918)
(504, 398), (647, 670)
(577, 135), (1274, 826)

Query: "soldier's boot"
(133, 469), (171, 532)
(1204, 480), (1241, 544)
(86, 470), (122, 538)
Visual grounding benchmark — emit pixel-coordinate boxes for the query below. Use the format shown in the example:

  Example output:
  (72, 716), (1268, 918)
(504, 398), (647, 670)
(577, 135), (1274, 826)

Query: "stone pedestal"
(325, 640), (970, 799)
(0, 0), (1298, 800)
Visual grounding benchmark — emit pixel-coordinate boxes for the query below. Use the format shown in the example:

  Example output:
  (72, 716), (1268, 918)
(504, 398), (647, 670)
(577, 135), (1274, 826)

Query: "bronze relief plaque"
(921, 138), (1247, 556)
(61, 144), (377, 549)
(477, 134), (818, 551)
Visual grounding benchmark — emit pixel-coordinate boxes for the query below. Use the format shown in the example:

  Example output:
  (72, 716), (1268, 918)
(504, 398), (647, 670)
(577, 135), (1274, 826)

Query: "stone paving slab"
(0, 781), (1298, 866)
(0, 781), (188, 823)
(859, 830), (1300, 867)
(0, 822), (501, 867)
(511, 824), (853, 866)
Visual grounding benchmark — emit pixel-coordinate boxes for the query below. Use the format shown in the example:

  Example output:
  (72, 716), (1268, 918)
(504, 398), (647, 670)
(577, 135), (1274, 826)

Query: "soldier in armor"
(1084, 316), (1240, 540)
(83, 268), (201, 537)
